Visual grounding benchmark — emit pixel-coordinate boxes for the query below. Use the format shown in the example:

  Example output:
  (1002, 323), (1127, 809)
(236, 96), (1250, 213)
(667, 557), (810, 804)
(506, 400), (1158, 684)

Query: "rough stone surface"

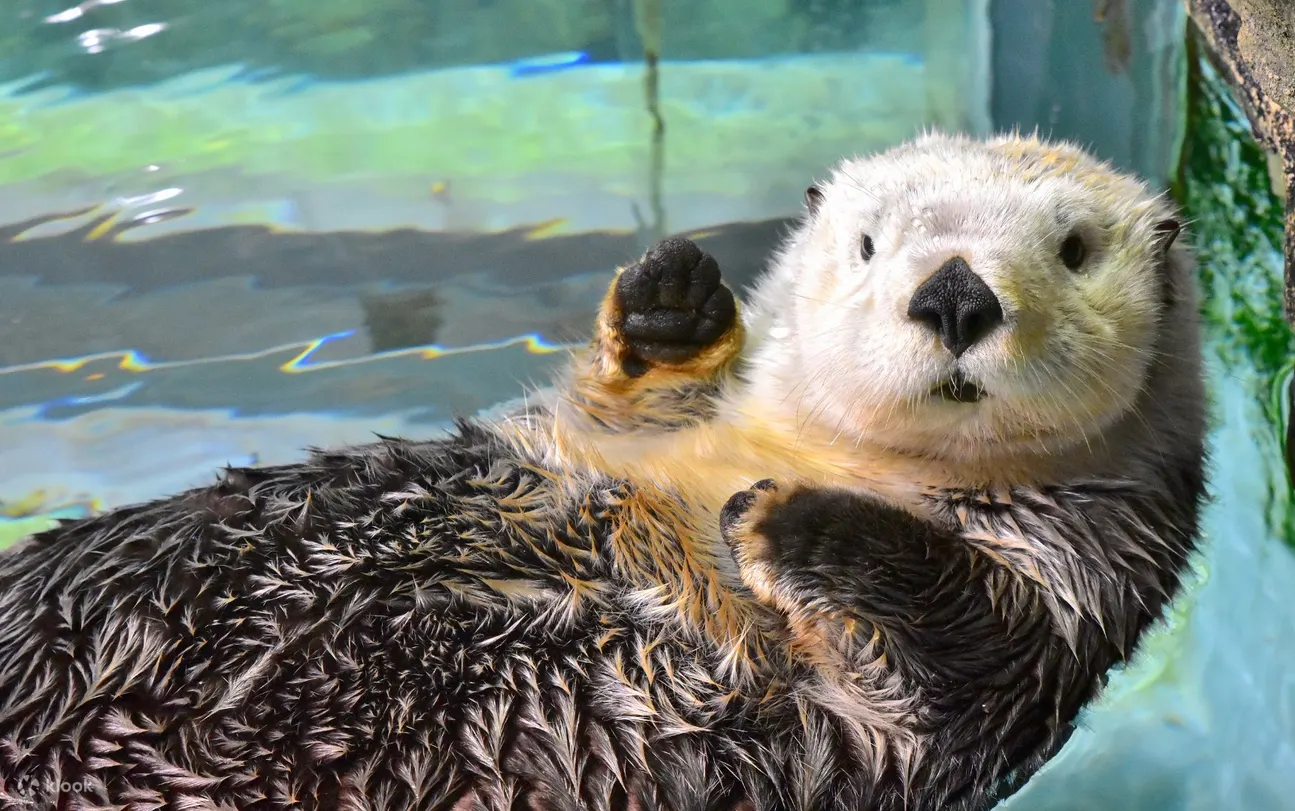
(1188, 0), (1295, 321)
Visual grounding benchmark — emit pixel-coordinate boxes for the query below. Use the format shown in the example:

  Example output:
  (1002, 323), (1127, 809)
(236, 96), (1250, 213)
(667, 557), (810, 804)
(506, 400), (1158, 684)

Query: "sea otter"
(0, 133), (1207, 811)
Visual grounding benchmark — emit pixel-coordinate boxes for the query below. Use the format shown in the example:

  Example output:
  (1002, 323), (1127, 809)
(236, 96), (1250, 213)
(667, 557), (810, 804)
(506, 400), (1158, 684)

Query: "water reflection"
(46, 0), (131, 26)
(75, 23), (165, 55)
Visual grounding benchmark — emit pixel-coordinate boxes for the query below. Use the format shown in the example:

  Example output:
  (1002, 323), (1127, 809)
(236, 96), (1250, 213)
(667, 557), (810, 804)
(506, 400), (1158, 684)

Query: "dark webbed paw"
(614, 236), (737, 371)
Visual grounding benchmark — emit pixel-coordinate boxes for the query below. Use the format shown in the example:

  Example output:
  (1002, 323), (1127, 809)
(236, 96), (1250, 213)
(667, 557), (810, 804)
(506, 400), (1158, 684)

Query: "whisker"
(790, 293), (860, 310)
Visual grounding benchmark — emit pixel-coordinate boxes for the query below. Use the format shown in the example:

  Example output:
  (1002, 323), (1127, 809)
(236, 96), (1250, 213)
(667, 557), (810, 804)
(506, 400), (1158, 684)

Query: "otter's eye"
(1059, 232), (1086, 270)
(861, 234), (876, 262)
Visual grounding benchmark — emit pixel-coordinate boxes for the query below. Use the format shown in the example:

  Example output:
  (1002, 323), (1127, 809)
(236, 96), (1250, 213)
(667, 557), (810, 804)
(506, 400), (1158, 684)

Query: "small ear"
(805, 185), (824, 215)
(1152, 218), (1180, 253)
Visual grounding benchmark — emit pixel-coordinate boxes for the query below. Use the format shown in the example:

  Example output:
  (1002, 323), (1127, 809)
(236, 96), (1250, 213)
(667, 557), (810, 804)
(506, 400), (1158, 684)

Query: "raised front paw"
(613, 236), (737, 372)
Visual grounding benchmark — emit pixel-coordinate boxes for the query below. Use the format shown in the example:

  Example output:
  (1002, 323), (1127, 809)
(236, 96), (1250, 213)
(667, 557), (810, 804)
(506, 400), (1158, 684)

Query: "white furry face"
(761, 134), (1182, 462)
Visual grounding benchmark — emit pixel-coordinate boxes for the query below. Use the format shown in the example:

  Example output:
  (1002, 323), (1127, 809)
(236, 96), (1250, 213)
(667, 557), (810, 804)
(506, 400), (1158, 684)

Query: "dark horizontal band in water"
(0, 210), (793, 296)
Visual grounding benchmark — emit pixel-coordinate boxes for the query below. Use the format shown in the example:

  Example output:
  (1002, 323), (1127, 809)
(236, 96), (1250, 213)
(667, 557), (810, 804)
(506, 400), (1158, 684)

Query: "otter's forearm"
(719, 482), (1011, 685)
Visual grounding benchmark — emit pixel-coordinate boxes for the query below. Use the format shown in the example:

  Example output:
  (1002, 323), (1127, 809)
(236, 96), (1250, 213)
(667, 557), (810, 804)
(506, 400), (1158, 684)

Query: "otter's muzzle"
(907, 256), (1003, 358)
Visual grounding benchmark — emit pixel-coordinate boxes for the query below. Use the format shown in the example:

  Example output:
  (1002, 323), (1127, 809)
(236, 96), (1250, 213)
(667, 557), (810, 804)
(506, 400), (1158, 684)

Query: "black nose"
(906, 256), (1003, 358)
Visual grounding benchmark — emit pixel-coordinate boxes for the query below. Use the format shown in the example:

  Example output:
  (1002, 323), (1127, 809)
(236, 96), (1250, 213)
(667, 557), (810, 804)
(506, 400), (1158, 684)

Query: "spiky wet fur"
(0, 133), (1207, 811)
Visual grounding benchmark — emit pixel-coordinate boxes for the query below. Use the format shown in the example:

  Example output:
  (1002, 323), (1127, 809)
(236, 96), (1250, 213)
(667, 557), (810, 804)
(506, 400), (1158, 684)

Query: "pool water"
(1, 0), (1292, 807)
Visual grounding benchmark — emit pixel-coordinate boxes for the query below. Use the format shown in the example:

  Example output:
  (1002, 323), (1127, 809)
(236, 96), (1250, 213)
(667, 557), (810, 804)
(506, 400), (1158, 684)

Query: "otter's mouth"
(932, 372), (986, 404)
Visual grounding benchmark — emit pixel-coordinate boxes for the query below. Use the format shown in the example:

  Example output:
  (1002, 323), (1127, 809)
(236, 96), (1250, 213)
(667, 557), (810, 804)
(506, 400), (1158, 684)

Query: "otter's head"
(754, 133), (1195, 466)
